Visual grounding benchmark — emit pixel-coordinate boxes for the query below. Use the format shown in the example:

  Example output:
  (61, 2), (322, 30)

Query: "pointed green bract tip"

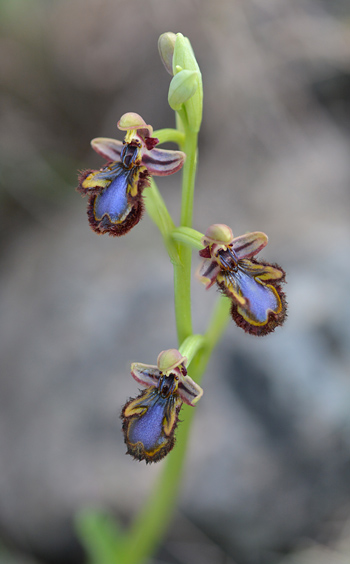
(158, 32), (177, 75)
(172, 34), (196, 75)
(157, 349), (187, 372)
(168, 70), (199, 111)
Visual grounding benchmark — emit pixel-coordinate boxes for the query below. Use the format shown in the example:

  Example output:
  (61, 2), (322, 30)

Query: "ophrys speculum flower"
(122, 349), (203, 463)
(77, 112), (185, 236)
(198, 224), (287, 336)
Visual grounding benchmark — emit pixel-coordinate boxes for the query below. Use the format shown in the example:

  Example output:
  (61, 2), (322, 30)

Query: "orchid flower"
(77, 112), (185, 236)
(198, 224), (287, 336)
(122, 349), (203, 463)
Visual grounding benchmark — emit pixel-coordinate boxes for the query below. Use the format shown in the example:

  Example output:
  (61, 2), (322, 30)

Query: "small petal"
(141, 146), (186, 176)
(91, 137), (124, 162)
(198, 246), (211, 259)
(130, 362), (160, 388)
(231, 232), (268, 259)
(177, 375), (203, 406)
(197, 257), (222, 289)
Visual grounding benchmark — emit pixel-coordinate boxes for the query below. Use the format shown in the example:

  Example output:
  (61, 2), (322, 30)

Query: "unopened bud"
(168, 69), (199, 111)
(172, 33), (203, 132)
(158, 32), (177, 75)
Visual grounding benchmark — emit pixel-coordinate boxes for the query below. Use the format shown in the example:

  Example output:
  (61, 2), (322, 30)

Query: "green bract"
(172, 33), (203, 132)
(168, 69), (199, 111)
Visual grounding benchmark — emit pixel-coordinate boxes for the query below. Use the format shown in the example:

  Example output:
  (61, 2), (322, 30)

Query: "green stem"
(121, 118), (202, 564)
(179, 130), (198, 228)
(144, 179), (180, 265)
(195, 296), (231, 377)
(173, 129), (198, 344)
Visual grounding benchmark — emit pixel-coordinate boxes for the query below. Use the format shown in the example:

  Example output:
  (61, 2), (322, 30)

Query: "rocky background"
(1, 1), (350, 563)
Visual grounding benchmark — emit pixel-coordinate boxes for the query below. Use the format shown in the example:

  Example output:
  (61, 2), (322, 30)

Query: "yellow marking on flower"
(82, 172), (110, 189)
(123, 401), (147, 418)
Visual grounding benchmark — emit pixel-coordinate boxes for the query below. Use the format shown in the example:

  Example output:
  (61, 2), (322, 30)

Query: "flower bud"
(172, 33), (203, 132)
(168, 69), (199, 111)
(158, 32), (177, 75)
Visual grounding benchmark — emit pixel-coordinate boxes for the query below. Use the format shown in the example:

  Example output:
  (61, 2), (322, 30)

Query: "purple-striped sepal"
(197, 224), (287, 336)
(122, 349), (203, 463)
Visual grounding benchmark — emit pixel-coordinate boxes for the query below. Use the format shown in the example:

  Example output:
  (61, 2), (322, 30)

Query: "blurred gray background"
(1, 1), (350, 563)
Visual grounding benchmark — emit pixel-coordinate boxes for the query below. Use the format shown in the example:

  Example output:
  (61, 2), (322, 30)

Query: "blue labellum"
(122, 381), (182, 463)
(128, 392), (171, 451)
(235, 268), (278, 324)
(94, 168), (131, 222)
(86, 163), (147, 236)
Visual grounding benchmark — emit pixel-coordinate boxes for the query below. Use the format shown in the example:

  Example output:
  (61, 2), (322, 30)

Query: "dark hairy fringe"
(87, 195), (144, 236)
(76, 169), (105, 196)
(230, 286), (288, 336)
(86, 168), (150, 237)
